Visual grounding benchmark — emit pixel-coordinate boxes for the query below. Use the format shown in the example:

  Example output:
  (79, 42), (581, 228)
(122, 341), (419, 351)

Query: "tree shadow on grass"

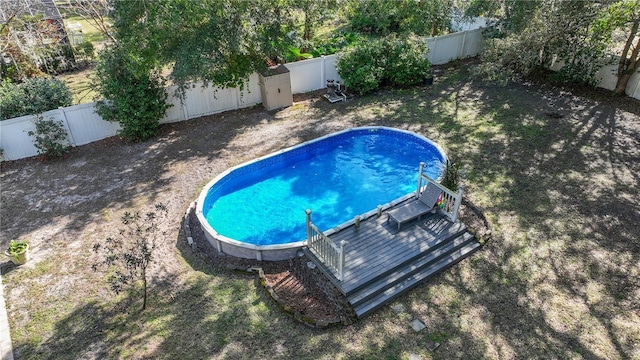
(409, 68), (640, 357)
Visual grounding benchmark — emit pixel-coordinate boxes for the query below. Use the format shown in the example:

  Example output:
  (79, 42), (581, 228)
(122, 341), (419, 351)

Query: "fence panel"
(237, 73), (263, 108)
(461, 29), (483, 59)
(162, 86), (187, 123)
(0, 115), (39, 160)
(63, 103), (120, 145)
(595, 65), (618, 91)
(286, 57), (324, 94)
(427, 32), (464, 65)
(182, 83), (213, 119)
(630, 71), (640, 99)
(323, 54), (343, 87)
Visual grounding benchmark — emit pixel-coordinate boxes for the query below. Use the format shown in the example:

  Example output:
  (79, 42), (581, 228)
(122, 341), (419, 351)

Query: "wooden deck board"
(323, 209), (468, 294)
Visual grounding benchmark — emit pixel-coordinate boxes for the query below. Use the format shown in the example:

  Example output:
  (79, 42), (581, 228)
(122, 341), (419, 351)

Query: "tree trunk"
(614, 72), (634, 95)
(142, 271), (147, 310)
(303, 12), (312, 41)
(614, 20), (639, 95)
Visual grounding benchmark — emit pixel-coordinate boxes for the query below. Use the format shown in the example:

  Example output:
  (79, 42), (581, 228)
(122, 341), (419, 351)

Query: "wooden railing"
(305, 210), (347, 281)
(416, 162), (464, 222)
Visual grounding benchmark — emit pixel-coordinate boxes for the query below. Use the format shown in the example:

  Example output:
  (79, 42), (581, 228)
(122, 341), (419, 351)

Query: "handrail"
(417, 162), (464, 222)
(305, 210), (347, 281)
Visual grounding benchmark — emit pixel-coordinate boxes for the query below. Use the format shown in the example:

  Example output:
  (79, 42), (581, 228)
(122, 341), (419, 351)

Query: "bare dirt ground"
(1, 60), (639, 359)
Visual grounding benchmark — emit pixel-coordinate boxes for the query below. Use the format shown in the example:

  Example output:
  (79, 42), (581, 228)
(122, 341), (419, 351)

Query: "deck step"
(350, 233), (480, 318)
(347, 232), (473, 307)
(341, 219), (468, 296)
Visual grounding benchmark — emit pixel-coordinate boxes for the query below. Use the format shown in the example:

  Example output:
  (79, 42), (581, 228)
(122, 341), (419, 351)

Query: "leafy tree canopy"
(107, 0), (300, 92)
(467, 0), (640, 94)
(346, 0), (454, 37)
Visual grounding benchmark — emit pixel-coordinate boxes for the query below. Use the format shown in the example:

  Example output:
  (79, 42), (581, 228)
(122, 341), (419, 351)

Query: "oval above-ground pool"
(196, 126), (447, 261)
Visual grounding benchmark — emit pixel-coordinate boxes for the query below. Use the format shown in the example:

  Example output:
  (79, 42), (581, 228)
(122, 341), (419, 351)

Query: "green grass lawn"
(2, 62), (639, 359)
(57, 66), (97, 104)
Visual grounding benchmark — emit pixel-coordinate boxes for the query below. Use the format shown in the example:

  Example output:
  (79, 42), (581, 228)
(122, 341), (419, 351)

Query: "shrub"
(94, 46), (171, 142)
(27, 114), (72, 160)
(336, 39), (386, 95)
(0, 78), (73, 120)
(440, 159), (461, 192)
(383, 35), (432, 87)
(336, 34), (431, 95)
(92, 204), (168, 311)
(310, 32), (361, 57)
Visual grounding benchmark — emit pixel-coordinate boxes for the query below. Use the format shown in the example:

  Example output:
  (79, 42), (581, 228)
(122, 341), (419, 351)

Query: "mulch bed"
(187, 197), (491, 327)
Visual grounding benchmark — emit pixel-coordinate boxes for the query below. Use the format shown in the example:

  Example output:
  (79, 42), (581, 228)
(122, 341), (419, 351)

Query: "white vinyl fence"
(426, 28), (483, 65)
(549, 58), (640, 100)
(1, 29), (486, 161)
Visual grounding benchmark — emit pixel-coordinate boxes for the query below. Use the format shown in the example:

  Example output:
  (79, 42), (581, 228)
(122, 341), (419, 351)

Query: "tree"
(468, 0), (640, 94)
(346, 0), (454, 37)
(105, 0), (294, 93)
(470, 1), (617, 86)
(337, 34), (432, 95)
(1, 0), (75, 80)
(94, 45), (170, 141)
(92, 204), (168, 311)
(593, 0), (640, 94)
(293, 0), (338, 42)
(0, 77), (73, 120)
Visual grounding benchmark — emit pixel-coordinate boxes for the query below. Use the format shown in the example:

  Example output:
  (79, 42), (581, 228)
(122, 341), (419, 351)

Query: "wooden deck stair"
(304, 212), (481, 319)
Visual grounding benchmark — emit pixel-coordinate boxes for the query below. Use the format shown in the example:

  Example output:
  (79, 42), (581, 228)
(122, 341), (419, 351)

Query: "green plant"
(27, 115), (72, 160)
(383, 34), (432, 86)
(310, 32), (361, 57)
(74, 41), (95, 62)
(336, 34), (431, 95)
(94, 46), (171, 141)
(7, 240), (28, 255)
(285, 46), (314, 62)
(441, 159), (461, 192)
(0, 78), (73, 120)
(92, 203), (168, 311)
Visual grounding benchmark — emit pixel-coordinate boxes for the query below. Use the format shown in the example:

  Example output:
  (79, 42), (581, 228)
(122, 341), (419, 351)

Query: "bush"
(440, 159), (461, 192)
(383, 35), (432, 87)
(336, 35), (431, 95)
(0, 78), (73, 120)
(27, 114), (72, 160)
(336, 39), (386, 95)
(94, 46), (171, 142)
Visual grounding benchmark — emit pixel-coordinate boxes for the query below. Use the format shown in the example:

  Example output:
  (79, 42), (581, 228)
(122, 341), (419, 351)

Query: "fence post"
(339, 240), (348, 281)
(305, 209), (312, 242)
(416, 162), (425, 198)
(321, 55), (326, 90)
(459, 30), (468, 59)
(451, 185), (465, 222)
(58, 107), (77, 147)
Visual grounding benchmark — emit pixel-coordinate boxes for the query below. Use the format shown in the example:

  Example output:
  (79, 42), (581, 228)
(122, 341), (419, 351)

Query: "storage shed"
(258, 65), (293, 111)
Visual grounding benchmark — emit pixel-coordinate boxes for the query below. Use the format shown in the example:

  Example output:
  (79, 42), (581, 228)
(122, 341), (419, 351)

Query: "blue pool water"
(201, 127), (445, 245)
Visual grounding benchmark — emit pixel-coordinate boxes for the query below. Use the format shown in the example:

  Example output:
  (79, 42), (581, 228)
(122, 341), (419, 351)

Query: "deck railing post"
(416, 162), (425, 198)
(305, 209), (312, 242)
(339, 240), (348, 281)
(450, 186), (465, 222)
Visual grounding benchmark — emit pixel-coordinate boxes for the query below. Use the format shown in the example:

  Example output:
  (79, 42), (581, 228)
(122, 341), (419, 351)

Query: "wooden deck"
(304, 207), (481, 318)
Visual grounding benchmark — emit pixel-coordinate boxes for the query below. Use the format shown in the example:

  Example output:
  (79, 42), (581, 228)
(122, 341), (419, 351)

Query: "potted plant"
(5, 240), (29, 265)
(424, 70), (434, 86)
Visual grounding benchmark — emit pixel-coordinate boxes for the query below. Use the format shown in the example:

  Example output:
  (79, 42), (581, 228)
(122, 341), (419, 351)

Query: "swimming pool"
(196, 127), (446, 260)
